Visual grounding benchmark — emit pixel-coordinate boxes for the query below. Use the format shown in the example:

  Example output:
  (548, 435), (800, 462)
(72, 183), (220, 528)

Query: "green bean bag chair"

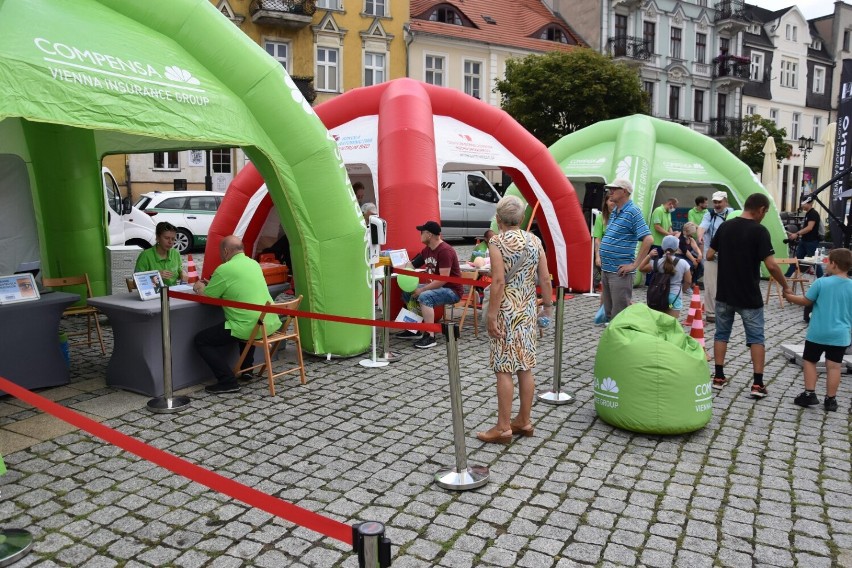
(594, 303), (712, 434)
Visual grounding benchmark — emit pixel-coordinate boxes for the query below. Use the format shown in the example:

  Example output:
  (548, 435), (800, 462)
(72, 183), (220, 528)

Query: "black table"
(89, 285), (288, 397)
(0, 292), (80, 394)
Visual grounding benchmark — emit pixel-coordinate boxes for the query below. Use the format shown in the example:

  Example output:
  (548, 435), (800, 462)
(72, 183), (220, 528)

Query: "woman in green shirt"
(134, 222), (186, 286)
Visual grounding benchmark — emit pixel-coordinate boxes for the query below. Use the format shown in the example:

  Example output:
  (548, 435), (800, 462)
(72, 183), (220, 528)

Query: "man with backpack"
(599, 178), (653, 321)
(707, 193), (789, 398)
(697, 191), (734, 322)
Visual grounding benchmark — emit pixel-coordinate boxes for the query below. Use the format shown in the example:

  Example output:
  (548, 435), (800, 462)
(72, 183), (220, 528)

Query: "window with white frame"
(746, 104), (756, 116)
(670, 27), (682, 59)
(786, 24), (797, 41)
(365, 0), (385, 16)
(643, 81), (655, 113)
(153, 151), (179, 170)
(425, 55), (445, 86)
(211, 149), (232, 174)
(316, 47), (339, 92)
(463, 60), (481, 99)
(695, 33), (707, 64)
(813, 116), (822, 141)
(812, 39), (822, 50)
(813, 66), (825, 94)
(791, 112), (800, 139)
(780, 58), (798, 88)
(364, 52), (385, 86)
(748, 23), (761, 35)
(750, 51), (763, 82)
(770, 108), (779, 126)
(669, 85), (680, 119)
(693, 89), (704, 123)
(316, 0), (341, 9)
(264, 41), (289, 72)
(846, 30), (851, 51)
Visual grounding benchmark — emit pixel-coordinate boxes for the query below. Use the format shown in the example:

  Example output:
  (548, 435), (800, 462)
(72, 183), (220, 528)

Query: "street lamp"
(798, 135), (814, 204)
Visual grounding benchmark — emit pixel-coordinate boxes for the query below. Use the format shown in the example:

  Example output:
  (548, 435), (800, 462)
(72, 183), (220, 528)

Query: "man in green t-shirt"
(650, 198), (678, 247)
(688, 196), (708, 228)
(193, 235), (282, 394)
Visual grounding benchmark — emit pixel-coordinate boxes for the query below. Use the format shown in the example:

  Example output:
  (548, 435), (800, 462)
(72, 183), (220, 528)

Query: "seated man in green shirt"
(193, 235), (282, 394)
(134, 222), (186, 286)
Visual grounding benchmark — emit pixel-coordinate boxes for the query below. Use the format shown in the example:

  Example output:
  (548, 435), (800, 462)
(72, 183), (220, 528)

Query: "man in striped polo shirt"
(599, 178), (653, 321)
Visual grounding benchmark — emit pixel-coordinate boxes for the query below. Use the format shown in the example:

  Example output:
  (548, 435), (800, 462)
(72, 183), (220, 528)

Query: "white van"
(103, 167), (156, 248)
(439, 171), (500, 239)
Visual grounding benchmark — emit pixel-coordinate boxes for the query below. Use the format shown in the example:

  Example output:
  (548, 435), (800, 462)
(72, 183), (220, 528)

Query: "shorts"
(403, 286), (460, 308)
(713, 301), (764, 346)
(668, 291), (683, 311)
(803, 340), (849, 364)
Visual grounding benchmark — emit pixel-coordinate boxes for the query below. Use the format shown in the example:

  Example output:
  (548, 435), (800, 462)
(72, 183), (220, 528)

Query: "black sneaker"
(824, 397), (838, 412)
(794, 391), (819, 407)
(396, 330), (423, 339)
(414, 335), (437, 349)
(205, 382), (241, 394)
(238, 372), (254, 382)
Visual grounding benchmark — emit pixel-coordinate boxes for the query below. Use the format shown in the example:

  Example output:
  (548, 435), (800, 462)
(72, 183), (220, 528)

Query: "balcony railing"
(249, 0), (316, 27)
(709, 117), (743, 137)
(606, 36), (652, 60)
(712, 55), (750, 79)
(714, 0), (746, 22)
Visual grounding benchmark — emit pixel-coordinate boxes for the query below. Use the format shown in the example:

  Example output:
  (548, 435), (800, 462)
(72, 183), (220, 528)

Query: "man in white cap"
(599, 178), (653, 320)
(698, 190), (734, 322)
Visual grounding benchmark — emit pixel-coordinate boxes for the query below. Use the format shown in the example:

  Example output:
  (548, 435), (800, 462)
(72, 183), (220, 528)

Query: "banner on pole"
(831, 59), (852, 247)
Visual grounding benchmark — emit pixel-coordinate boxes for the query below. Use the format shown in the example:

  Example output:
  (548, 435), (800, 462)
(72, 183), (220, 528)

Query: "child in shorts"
(783, 248), (852, 411)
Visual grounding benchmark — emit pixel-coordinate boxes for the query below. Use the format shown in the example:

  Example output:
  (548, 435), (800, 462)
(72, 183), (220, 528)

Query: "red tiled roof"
(409, 0), (585, 53)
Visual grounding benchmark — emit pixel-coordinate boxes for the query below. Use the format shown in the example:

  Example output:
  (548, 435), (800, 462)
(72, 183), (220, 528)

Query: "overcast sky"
(748, 0), (836, 19)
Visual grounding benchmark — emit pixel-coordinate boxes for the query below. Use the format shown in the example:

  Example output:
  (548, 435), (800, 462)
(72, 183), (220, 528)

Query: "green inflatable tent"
(0, 0), (370, 355)
(503, 115), (788, 281)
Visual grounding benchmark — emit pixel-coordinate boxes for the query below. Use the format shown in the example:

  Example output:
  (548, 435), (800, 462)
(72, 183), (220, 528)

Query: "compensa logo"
(594, 376), (620, 408)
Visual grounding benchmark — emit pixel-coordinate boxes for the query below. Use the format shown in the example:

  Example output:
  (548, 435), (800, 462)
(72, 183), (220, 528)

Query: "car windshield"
(135, 196), (151, 209)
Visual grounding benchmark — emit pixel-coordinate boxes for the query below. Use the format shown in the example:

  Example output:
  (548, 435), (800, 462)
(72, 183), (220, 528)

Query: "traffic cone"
(186, 254), (199, 284)
(689, 305), (711, 360)
(684, 285), (702, 327)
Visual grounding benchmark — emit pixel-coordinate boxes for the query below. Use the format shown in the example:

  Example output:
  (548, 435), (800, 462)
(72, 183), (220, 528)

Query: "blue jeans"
(787, 239), (823, 278)
(402, 286), (460, 308)
(714, 301), (765, 346)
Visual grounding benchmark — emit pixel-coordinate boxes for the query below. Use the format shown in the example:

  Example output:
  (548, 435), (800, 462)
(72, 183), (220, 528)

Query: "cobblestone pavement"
(1, 246), (851, 567)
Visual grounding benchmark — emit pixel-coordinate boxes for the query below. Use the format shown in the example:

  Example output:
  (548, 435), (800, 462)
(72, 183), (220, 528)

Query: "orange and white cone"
(684, 285), (702, 327)
(186, 254), (199, 284)
(689, 305), (711, 360)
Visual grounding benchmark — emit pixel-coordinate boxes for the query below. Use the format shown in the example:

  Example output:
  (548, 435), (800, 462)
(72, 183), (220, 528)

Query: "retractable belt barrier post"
(148, 284), (192, 414)
(360, 267), (389, 369)
(538, 286), (574, 405)
(353, 522), (392, 568)
(379, 263), (402, 363)
(434, 323), (489, 491)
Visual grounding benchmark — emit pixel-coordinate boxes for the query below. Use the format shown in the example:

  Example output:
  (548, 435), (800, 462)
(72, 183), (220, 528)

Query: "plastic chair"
(233, 296), (305, 396)
(443, 271), (480, 337)
(767, 259), (807, 307)
(42, 274), (106, 354)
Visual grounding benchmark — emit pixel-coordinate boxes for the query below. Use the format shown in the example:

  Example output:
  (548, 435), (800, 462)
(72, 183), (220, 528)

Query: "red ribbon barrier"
(168, 291), (442, 334)
(392, 268), (490, 288)
(0, 376), (354, 546)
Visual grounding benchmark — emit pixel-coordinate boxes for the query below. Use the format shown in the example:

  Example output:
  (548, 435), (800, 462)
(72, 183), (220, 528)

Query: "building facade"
(742, 5), (833, 212)
(407, 0), (583, 108)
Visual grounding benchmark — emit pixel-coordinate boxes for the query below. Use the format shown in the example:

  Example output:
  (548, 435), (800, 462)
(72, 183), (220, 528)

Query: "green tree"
(494, 49), (648, 147)
(721, 114), (792, 173)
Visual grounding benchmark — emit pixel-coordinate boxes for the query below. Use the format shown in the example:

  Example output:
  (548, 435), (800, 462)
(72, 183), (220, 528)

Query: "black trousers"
(194, 323), (255, 385)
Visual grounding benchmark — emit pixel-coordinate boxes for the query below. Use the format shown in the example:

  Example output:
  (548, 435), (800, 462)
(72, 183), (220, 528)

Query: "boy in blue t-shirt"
(783, 248), (852, 411)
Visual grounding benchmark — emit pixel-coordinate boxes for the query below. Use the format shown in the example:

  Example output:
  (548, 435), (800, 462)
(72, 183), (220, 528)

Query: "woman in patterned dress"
(477, 196), (553, 444)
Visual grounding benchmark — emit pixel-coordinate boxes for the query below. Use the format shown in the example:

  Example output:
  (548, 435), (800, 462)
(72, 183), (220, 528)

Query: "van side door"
(465, 173), (499, 237)
(103, 169), (125, 245)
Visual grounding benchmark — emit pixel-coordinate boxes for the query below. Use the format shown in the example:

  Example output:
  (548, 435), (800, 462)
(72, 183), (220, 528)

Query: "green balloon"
(398, 274), (419, 292)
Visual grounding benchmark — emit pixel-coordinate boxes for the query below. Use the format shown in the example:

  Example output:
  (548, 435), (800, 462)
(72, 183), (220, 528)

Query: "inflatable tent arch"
(502, 115), (787, 280)
(0, 0), (369, 356)
(209, 79), (592, 297)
